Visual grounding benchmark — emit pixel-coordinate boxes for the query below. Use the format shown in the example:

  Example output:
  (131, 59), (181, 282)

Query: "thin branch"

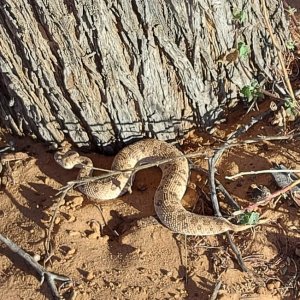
(208, 158), (222, 217)
(210, 280), (222, 300)
(225, 232), (248, 272)
(45, 186), (74, 263)
(0, 234), (71, 299)
(63, 134), (296, 189)
(226, 169), (300, 180)
(190, 164), (241, 210)
(208, 152), (249, 272)
(261, 0), (296, 102)
(232, 178), (300, 216)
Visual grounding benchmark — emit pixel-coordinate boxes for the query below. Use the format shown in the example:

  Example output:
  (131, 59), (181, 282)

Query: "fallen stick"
(0, 233), (72, 300)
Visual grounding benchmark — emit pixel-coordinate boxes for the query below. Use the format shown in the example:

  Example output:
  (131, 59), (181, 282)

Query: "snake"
(54, 139), (259, 236)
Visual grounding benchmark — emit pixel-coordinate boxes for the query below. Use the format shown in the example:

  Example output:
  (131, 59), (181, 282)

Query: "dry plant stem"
(283, 1), (300, 34)
(208, 157), (248, 272)
(260, 88), (288, 101)
(203, 113), (279, 272)
(210, 280), (222, 300)
(233, 178), (300, 215)
(190, 164), (240, 210)
(0, 233), (71, 300)
(261, 0), (296, 101)
(66, 134), (296, 188)
(208, 158), (221, 217)
(94, 204), (119, 237)
(225, 232), (248, 272)
(45, 186), (74, 262)
(226, 169), (300, 180)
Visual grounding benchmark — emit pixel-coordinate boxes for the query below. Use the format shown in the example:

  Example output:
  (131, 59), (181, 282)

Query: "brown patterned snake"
(55, 139), (262, 236)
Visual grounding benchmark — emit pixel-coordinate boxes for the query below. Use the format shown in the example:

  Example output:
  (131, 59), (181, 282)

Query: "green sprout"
(237, 42), (250, 59)
(286, 40), (296, 51)
(241, 80), (262, 102)
(233, 9), (246, 23)
(238, 212), (260, 225)
(284, 97), (297, 117)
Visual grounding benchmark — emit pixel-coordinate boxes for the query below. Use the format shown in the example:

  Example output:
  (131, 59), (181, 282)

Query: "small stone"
(33, 253), (41, 262)
(274, 281), (281, 288)
(89, 220), (101, 235)
(68, 230), (81, 237)
(87, 232), (99, 239)
(54, 217), (61, 224)
(69, 196), (84, 208)
(86, 271), (94, 281)
(65, 214), (76, 222)
(67, 248), (76, 255)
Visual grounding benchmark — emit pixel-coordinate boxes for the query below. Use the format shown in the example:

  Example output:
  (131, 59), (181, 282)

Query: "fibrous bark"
(0, 0), (290, 152)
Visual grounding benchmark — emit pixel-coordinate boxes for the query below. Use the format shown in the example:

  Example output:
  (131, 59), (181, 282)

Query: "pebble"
(69, 196), (84, 208)
(68, 230), (81, 237)
(274, 281), (281, 288)
(44, 177), (50, 185)
(87, 232), (99, 239)
(65, 214), (76, 222)
(54, 217), (61, 224)
(67, 248), (76, 255)
(89, 220), (101, 235)
(85, 271), (94, 281)
(33, 253), (41, 262)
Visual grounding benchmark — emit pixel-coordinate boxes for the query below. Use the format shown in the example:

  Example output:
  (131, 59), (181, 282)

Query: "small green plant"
(237, 42), (250, 59)
(233, 9), (246, 23)
(286, 40), (296, 51)
(239, 212), (260, 225)
(241, 80), (261, 102)
(284, 97), (297, 116)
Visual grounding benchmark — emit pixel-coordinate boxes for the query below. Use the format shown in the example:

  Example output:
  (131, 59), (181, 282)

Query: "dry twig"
(44, 185), (75, 263)
(210, 280), (222, 300)
(0, 234), (71, 299)
(64, 134), (297, 189)
(232, 178), (300, 216)
(261, 0), (296, 102)
(226, 169), (300, 180)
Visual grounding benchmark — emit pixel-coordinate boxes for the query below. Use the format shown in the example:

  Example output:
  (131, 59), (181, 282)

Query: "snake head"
(54, 151), (81, 169)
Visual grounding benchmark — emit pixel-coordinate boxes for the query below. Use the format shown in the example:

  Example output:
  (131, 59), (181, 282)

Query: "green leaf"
(238, 42), (250, 59)
(239, 212), (260, 225)
(233, 9), (246, 23)
(286, 40), (296, 51)
(241, 80), (261, 102)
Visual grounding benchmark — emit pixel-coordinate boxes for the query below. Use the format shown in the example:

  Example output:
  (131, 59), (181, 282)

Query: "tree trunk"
(0, 0), (290, 152)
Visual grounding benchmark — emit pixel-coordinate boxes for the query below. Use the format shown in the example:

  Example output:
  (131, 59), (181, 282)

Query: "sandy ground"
(1, 3), (300, 300)
(1, 101), (300, 300)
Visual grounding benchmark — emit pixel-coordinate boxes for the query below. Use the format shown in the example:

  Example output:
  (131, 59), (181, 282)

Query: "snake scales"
(55, 139), (258, 235)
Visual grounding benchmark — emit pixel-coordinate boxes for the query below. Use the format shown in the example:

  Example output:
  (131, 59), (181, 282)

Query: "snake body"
(55, 139), (256, 235)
